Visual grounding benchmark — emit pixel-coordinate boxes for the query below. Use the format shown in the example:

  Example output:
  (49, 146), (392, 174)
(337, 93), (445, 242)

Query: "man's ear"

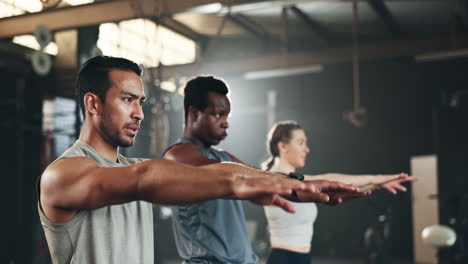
(188, 105), (200, 121)
(83, 92), (101, 116)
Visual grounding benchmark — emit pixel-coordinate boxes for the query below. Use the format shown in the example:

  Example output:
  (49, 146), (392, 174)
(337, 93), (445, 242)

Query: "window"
(5, 0), (94, 55)
(0, 0), (93, 18)
(98, 18), (196, 67)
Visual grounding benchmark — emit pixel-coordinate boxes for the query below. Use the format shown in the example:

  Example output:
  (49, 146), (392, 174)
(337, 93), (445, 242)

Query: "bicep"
(41, 158), (140, 211)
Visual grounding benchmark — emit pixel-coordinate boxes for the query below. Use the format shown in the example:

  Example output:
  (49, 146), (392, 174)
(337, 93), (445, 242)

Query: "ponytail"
(262, 157), (276, 171)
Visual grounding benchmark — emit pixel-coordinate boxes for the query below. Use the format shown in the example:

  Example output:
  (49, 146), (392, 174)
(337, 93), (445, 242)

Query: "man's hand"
(249, 194), (299, 213)
(296, 180), (362, 205)
(326, 190), (372, 205)
(232, 174), (310, 213)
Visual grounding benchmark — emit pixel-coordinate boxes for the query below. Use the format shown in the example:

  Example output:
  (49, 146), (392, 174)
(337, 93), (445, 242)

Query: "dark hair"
(183, 76), (229, 123)
(262, 120), (302, 171)
(76, 56), (142, 118)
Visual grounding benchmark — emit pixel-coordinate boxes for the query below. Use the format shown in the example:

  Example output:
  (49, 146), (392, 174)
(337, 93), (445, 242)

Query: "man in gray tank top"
(38, 57), (327, 264)
(164, 76), (361, 264)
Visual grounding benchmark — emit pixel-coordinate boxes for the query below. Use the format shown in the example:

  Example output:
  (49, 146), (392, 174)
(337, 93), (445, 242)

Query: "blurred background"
(0, 0), (467, 263)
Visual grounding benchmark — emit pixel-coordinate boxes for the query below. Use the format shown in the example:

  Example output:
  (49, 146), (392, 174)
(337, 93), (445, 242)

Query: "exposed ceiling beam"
(367, 0), (404, 37)
(153, 17), (210, 48)
(288, 5), (333, 43)
(227, 14), (276, 43)
(0, 0), (249, 39)
(155, 35), (468, 79)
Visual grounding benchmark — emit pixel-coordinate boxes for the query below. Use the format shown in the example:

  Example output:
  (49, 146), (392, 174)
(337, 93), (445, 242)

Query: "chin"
(118, 138), (135, 148)
(296, 162), (306, 168)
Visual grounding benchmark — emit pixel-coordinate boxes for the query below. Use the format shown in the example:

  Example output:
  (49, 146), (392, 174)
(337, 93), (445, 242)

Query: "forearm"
(215, 162), (275, 178)
(201, 162), (285, 199)
(135, 159), (236, 204)
(305, 173), (376, 187)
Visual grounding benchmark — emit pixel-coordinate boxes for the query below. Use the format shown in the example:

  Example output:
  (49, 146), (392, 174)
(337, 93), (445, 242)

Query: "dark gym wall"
(0, 55), (46, 264)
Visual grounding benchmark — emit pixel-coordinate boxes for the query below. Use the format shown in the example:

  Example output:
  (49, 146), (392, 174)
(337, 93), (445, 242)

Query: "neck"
(182, 126), (211, 150)
(79, 120), (119, 162)
(270, 157), (296, 174)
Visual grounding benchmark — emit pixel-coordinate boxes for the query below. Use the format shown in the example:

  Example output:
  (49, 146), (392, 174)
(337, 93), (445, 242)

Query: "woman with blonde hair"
(263, 120), (415, 264)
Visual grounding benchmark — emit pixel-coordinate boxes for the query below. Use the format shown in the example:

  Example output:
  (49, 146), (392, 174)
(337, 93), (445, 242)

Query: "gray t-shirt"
(37, 140), (154, 264)
(167, 139), (258, 264)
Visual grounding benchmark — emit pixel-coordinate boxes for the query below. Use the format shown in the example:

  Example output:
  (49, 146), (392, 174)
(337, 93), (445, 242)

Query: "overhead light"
(64, 0), (94, 5)
(186, 3), (223, 14)
(243, 64), (323, 80)
(184, 0), (317, 15)
(415, 48), (468, 62)
(217, 0), (313, 14)
(219, 2), (278, 14)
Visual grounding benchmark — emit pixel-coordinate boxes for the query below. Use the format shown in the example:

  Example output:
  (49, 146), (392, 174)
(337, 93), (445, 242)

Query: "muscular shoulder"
(164, 143), (202, 163)
(164, 143), (222, 166)
(164, 143), (197, 158)
(41, 157), (98, 197)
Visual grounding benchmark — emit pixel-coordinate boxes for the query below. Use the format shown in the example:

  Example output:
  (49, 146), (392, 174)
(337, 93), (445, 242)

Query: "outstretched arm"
(165, 144), (362, 205)
(40, 157), (307, 224)
(305, 172), (417, 196)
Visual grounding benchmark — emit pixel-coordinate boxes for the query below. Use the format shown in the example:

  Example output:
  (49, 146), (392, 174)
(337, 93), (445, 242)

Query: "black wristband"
(287, 172), (305, 181)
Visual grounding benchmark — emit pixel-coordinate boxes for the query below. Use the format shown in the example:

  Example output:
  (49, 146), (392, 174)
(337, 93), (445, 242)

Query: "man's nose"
(132, 104), (144, 121)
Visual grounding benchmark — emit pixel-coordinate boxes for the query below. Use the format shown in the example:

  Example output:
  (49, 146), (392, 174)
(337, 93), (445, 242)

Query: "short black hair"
(76, 56), (142, 118)
(183, 76), (229, 122)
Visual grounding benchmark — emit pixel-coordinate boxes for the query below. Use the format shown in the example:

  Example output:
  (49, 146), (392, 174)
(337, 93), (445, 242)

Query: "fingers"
(235, 176), (295, 199)
(375, 174), (403, 185)
(282, 178), (307, 194)
(263, 176), (307, 196)
(295, 191), (330, 203)
(328, 196), (342, 206)
(392, 183), (407, 192)
(302, 181), (319, 193)
(249, 194), (297, 213)
(399, 176), (418, 183)
(314, 193), (330, 203)
(271, 195), (297, 213)
(329, 191), (371, 204)
(380, 174), (416, 194)
(321, 182), (358, 193)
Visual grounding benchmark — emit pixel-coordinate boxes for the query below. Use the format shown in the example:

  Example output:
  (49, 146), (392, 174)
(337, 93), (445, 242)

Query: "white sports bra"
(264, 202), (318, 250)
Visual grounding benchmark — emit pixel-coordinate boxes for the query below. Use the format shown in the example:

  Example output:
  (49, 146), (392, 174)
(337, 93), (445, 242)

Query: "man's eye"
(124, 97), (132, 102)
(215, 113), (221, 119)
(140, 101), (145, 106)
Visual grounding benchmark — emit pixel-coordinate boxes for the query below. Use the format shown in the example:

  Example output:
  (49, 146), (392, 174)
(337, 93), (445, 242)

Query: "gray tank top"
(37, 140), (154, 264)
(167, 139), (258, 264)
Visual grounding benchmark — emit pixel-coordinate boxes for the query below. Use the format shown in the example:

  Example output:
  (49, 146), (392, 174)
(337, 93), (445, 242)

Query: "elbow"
(133, 162), (152, 202)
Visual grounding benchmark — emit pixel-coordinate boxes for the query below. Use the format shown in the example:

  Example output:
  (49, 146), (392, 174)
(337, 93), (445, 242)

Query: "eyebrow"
(212, 102), (230, 109)
(121, 91), (146, 101)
